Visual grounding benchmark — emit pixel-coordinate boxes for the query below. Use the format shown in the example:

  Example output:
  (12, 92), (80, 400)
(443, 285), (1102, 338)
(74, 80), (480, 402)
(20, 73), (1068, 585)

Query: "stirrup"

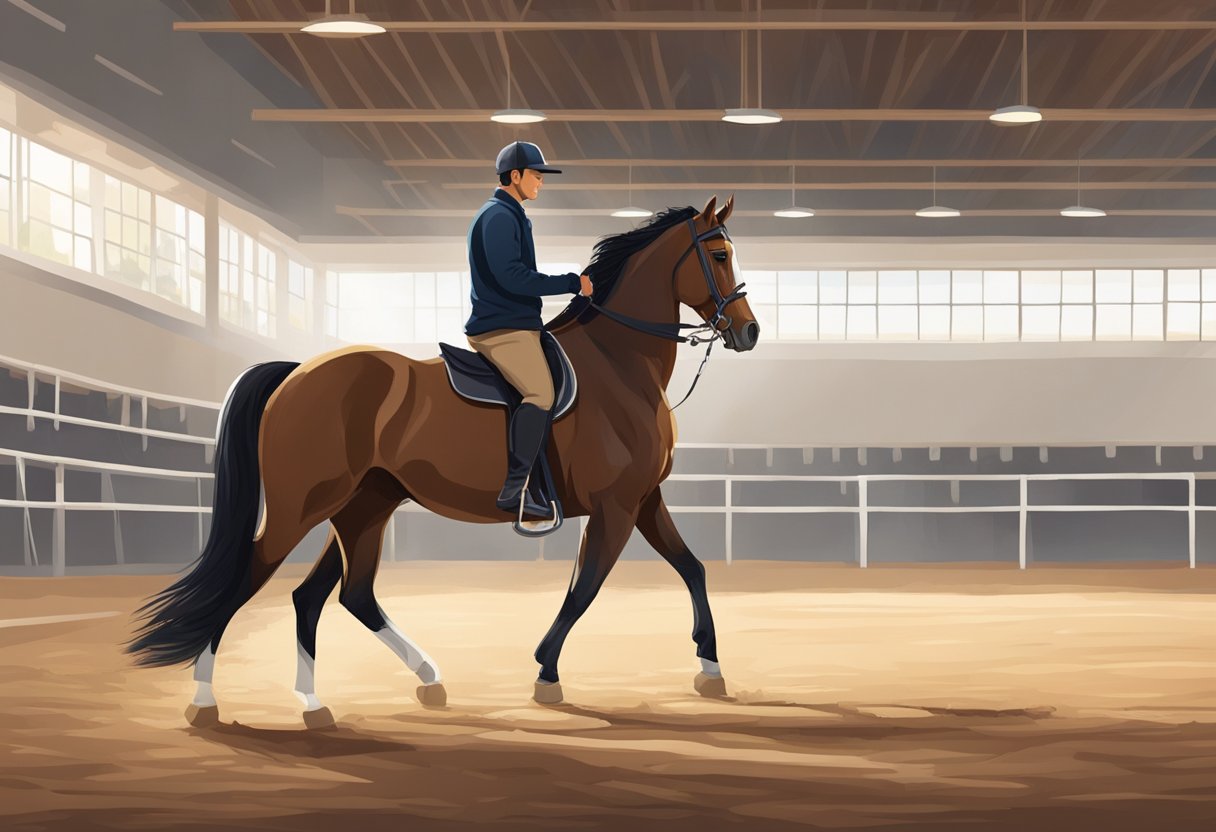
(514, 501), (562, 537)
(512, 475), (562, 538)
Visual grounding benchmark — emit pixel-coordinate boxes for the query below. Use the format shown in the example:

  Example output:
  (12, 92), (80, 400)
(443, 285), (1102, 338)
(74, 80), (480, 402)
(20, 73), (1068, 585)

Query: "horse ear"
(715, 194), (734, 225)
(699, 195), (718, 223)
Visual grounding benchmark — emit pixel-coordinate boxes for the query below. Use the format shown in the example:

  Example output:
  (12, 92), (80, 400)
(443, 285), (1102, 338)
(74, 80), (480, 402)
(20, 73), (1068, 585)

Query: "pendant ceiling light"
(915, 166), (961, 217)
(990, 0), (1042, 125)
(301, 0), (386, 37)
(723, 0), (783, 125)
(774, 165), (814, 217)
(491, 36), (547, 123)
(1060, 159), (1107, 217)
(611, 165), (653, 217)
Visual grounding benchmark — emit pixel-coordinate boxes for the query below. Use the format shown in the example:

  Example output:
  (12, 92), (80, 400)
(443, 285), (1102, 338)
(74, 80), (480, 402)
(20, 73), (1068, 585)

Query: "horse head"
(672, 195), (760, 352)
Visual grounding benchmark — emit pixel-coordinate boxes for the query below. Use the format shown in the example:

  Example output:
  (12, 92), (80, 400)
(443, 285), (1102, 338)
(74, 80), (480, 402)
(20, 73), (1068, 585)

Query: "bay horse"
(127, 195), (759, 728)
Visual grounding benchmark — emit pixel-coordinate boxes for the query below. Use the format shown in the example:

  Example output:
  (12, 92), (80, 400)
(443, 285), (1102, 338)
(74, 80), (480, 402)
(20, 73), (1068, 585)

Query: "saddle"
(438, 331), (576, 537)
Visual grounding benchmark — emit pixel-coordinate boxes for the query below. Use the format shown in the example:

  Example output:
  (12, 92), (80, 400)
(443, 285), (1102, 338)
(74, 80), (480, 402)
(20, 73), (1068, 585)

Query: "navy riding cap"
(495, 141), (563, 176)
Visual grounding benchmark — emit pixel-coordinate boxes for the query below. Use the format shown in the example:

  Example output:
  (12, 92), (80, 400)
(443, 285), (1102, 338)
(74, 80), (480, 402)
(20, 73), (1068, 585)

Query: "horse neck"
(583, 234), (684, 390)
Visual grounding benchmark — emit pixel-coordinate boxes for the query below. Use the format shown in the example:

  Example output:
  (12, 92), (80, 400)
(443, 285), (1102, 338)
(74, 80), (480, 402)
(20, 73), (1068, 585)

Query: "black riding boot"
(496, 402), (554, 519)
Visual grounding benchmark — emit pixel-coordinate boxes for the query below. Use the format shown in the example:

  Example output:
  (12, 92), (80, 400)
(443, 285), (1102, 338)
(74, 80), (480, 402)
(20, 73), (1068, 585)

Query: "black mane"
(545, 206), (697, 332)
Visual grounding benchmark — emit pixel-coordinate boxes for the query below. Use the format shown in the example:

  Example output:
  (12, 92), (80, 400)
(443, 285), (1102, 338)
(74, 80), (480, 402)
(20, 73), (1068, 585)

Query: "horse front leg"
(635, 486), (726, 697)
(532, 499), (639, 704)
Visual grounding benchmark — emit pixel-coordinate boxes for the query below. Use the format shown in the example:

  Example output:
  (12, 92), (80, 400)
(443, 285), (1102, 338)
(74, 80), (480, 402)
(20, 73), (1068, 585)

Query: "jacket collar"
(492, 188), (528, 221)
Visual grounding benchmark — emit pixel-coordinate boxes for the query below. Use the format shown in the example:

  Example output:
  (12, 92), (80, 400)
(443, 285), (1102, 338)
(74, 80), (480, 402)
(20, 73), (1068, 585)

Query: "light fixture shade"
(490, 108), (547, 124)
(1060, 205), (1107, 218)
(989, 104), (1043, 125)
(774, 207), (815, 218)
(722, 108), (783, 125)
(611, 206), (653, 218)
(301, 14), (386, 37)
(915, 205), (962, 218)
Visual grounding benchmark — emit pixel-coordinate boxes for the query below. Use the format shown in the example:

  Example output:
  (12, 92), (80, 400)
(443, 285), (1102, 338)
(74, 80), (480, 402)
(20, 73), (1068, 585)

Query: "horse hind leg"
(186, 494), (327, 726)
(331, 471), (447, 709)
(290, 529), (343, 728)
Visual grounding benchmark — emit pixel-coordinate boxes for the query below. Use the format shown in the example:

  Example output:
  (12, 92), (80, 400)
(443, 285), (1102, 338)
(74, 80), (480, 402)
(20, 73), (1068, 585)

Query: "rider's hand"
(579, 273), (593, 297)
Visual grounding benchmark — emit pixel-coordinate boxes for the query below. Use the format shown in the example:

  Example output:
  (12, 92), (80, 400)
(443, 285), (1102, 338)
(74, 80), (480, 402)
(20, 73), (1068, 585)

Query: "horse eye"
(712, 251), (728, 262)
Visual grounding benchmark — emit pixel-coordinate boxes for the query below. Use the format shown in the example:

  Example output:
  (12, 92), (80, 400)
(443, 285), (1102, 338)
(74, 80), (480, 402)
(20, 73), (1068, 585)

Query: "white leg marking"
(192, 645), (217, 706)
(375, 617), (442, 685)
(700, 658), (722, 678)
(293, 641), (323, 711)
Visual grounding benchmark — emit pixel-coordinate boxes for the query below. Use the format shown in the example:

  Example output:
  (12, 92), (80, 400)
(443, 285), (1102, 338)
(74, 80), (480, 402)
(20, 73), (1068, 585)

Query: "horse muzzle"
(722, 321), (760, 352)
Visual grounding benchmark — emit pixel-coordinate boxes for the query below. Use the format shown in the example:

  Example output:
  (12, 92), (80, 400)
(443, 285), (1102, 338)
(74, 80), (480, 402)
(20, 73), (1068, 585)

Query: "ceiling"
(14, 1), (1216, 239)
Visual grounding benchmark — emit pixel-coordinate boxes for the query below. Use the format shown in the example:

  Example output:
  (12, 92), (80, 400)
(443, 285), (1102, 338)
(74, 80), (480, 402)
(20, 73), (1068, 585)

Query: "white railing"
(0, 352), (219, 453)
(562, 472), (1209, 568)
(1, 449), (212, 576)
(1, 356), (1212, 573)
(5, 458), (1211, 573)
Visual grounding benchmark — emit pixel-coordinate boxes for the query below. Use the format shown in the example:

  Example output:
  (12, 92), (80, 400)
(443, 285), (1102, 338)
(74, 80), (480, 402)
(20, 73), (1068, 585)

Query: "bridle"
(575, 218), (748, 409)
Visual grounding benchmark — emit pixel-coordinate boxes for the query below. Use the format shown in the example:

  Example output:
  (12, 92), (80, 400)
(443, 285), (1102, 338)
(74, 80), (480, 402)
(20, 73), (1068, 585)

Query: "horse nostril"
(742, 321), (760, 349)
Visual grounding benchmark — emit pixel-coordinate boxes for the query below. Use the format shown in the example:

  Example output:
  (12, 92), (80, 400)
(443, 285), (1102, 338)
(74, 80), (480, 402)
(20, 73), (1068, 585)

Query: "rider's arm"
(482, 212), (581, 297)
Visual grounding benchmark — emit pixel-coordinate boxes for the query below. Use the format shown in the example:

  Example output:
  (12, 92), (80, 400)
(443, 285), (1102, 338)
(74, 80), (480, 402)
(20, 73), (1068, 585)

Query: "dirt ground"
(1, 561), (1216, 831)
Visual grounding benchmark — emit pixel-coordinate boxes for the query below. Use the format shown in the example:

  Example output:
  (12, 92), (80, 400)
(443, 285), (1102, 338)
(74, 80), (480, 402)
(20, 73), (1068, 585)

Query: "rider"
(466, 141), (593, 519)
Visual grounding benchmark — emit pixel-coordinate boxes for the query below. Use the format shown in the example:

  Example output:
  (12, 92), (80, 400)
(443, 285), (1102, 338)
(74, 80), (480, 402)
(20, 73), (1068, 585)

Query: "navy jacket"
(464, 189), (581, 336)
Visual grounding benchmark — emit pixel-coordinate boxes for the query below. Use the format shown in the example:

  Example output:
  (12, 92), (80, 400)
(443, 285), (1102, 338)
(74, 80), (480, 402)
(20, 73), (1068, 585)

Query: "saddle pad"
(438, 331), (577, 420)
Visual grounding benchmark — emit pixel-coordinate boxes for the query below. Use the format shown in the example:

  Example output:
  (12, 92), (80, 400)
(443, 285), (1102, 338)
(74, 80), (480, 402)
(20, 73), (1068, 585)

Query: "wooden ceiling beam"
(439, 180), (1216, 191)
(337, 205), (1216, 218)
(385, 157), (1216, 167)
(252, 107), (1216, 122)
(174, 20), (1216, 34)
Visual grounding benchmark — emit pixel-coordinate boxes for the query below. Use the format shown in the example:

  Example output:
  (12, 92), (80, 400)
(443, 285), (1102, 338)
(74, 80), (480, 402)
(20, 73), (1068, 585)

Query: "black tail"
(126, 361), (300, 668)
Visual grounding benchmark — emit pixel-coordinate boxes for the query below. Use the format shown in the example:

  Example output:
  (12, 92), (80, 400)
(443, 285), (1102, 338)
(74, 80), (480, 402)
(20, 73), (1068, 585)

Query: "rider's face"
(513, 169), (544, 200)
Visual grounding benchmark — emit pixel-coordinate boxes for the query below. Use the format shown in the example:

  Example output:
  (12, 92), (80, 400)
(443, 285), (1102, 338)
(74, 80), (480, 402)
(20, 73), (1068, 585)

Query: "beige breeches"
(466, 329), (555, 410)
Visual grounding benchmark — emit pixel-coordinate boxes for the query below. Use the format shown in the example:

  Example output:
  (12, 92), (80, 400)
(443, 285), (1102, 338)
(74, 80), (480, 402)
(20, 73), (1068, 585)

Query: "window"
(434, 271), (467, 344)
(330, 272), (412, 343)
(734, 266), (1212, 343)
(22, 138), (92, 272)
(153, 195), (204, 313)
(102, 175), (151, 287)
(324, 271), (339, 338)
(219, 223), (276, 336)
(1021, 270), (1060, 341)
(1061, 270), (1094, 340)
(846, 271), (877, 341)
(1167, 269), (1200, 341)
(983, 271), (1018, 341)
(778, 270), (816, 338)
(818, 270), (846, 340)
(0, 127), (11, 248)
(325, 271), (475, 345)
(918, 270), (950, 341)
(287, 259), (314, 332)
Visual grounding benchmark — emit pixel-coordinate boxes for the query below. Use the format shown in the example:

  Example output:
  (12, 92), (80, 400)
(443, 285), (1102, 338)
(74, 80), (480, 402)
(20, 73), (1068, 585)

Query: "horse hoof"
(533, 680), (564, 705)
(184, 703), (219, 728)
(694, 672), (728, 698)
(303, 706), (335, 729)
(417, 683), (447, 708)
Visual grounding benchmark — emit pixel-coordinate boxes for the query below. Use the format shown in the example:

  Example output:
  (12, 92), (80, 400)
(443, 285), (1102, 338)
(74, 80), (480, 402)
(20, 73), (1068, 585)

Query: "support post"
(101, 472), (124, 566)
(858, 478), (868, 568)
(725, 477), (733, 565)
(53, 463), (65, 576)
(26, 371), (35, 432)
(1189, 474), (1197, 569)
(1019, 477), (1028, 570)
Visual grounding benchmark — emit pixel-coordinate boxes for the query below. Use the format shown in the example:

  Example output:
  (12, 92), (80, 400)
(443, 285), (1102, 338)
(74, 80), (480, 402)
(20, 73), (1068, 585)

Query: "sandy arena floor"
(1, 561), (1215, 831)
